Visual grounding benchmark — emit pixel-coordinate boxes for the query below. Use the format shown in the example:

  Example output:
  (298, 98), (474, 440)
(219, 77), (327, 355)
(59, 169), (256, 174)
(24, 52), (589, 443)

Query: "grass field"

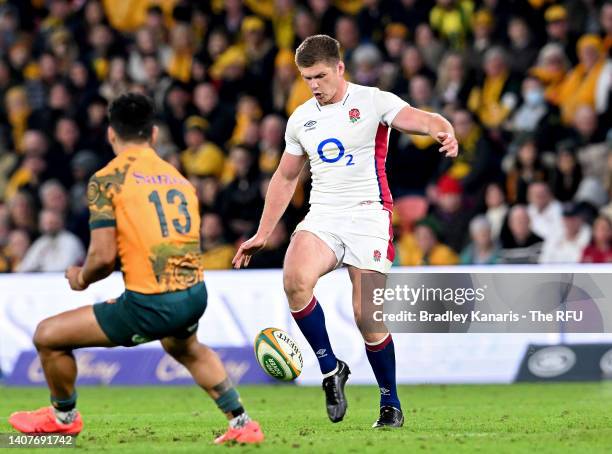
(1, 383), (611, 453)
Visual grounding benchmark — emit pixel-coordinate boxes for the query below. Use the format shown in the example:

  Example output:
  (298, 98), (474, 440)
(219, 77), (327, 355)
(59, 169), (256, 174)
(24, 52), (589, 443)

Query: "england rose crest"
(373, 249), (381, 262)
(349, 108), (360, 123)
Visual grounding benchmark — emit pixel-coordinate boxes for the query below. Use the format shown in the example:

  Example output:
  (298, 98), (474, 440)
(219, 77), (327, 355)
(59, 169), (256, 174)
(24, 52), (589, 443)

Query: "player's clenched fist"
(233, 234), (267, 269)
(436, 132), (459, 158)
(65, 266), (88, 291)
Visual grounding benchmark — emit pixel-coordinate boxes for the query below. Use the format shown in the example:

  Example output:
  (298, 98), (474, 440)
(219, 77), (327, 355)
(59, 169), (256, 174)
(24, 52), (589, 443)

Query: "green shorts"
(93, 281), (208, 347)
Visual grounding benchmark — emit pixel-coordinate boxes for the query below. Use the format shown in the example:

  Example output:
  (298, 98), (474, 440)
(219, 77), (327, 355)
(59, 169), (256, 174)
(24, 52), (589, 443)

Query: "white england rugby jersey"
(284, 82), (408, 212)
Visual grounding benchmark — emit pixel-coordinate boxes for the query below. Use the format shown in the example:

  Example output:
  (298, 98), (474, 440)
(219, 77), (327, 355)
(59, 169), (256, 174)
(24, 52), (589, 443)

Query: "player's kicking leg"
(160, 334), (263, 444)
(348, 266), (404, 428)
(8, 305), (115, 435)
(283, 231), (351, 423)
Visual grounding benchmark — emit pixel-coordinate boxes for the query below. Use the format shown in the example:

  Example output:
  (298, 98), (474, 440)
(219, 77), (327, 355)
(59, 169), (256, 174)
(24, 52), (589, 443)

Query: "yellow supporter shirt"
(87, 146), (204, 294)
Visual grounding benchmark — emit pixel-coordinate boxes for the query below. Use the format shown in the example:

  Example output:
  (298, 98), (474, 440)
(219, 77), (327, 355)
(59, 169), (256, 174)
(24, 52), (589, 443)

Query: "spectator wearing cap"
(558, 34), (608, 125)
(460, 215), (500, 265)
(242, 16), (278, 111)
(429, 174), (474, 253)
(581, 215), (612, 263)
(383, 23), (409, 64)
(271, 49), (297, 115)
(544, 4), (579, 65)
(180, 116), (225, 179)
(499, 205), (544, 264)
(398, 216), (459, 266)
(429, 0), (474, 50)
(539, 202), (591, 263)
(209, 45), (248, 104)
(465, 9), (496, 71)
(526, 181), (563, 241)
(18, 208), (84, 272)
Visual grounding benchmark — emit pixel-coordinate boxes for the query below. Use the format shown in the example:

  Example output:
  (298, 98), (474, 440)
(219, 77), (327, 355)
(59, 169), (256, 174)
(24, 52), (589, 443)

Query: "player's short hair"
(108, 93), (155, 142)
(295, 34), (341, 68)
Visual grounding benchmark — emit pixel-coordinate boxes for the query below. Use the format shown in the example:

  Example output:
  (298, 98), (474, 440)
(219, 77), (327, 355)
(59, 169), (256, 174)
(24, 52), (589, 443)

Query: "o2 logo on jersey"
(317, 138), (354, 166)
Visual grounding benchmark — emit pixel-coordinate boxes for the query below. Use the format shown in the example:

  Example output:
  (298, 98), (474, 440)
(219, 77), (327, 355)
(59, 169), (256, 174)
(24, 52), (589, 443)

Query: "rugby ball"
(254, 328), (303, 381)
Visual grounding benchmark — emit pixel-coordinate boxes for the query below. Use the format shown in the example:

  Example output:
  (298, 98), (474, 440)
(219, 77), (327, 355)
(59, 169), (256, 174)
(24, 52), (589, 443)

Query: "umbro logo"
(316, 348), (328, 358)
(304, 120), (317, 131)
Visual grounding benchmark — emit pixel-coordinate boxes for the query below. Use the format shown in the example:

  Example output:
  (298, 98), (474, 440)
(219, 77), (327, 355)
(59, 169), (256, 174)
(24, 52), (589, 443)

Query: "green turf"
(1, 383), (611, 453)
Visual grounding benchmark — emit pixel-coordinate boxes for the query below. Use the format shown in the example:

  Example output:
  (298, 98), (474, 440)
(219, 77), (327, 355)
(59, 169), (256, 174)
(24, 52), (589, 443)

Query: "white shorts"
(293, 205), (394, 274)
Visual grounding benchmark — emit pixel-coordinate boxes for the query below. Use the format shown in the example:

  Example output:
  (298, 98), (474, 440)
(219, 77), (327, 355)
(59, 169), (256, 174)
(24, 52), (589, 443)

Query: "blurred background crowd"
(0, 0), (611, 273)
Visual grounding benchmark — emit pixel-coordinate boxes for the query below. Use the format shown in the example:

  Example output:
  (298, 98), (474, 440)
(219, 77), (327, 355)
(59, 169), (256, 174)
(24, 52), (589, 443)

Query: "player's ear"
(337, 60), (345, 77)
(150, 125), (159, 146)
(107, 126), (116, 146)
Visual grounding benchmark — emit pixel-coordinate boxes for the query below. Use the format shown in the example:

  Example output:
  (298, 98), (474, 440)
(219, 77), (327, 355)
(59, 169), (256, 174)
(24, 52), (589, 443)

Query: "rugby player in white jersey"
(233, 35), (458, 428)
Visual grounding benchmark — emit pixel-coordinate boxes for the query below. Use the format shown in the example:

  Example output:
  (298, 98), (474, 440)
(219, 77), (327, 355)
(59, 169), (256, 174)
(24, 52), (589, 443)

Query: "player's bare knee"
(33, 319), (57, 351)
(283, 273), (314, 309)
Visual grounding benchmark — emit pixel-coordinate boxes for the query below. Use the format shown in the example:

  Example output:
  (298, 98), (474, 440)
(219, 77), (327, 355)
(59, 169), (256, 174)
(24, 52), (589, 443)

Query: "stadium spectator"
(200, 212), (236, 270)
(544, 4), (579, 65)
(247, 220), (289, 268)
(581, 215), (612, 263)
(558, 34), (608, 124)
(414, 23), (444, 72)
(435, 51), (473, 110)
(460, 215), (500, 265)
(429, 0), (474, 50)
(17, 209), (84, 272)
(468, 46), (520, 130)
(550, 143), (582, 202)
(499, 205), (543, 264)
(0, 0), (608, 272)
(398, 217), (459, 266)
(483, 182), (508, 241)
(539, 202), (591, 263)
(180, 116), (225, 179)
(428, 175), (473, 253)
(505, 135), (548, 204)
(2, 229), (30, 272)
(527, 181), (563, 240)
(506, 16), (539, 75)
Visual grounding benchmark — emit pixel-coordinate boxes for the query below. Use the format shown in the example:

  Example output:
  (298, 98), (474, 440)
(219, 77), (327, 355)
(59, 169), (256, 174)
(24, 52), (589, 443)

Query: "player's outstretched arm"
(391, 106), (459, 158)
(232, 152), (306, 269)
(65, 227), (117, 291)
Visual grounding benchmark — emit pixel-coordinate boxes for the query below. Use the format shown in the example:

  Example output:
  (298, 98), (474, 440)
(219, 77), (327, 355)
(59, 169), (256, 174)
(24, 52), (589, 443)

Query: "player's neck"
(320, 80), (349, 106)
(113, 141), (152, 155)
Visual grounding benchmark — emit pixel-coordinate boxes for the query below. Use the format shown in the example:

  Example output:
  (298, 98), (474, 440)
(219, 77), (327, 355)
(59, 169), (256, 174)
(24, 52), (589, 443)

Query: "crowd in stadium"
(0, 0), (611, 272)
